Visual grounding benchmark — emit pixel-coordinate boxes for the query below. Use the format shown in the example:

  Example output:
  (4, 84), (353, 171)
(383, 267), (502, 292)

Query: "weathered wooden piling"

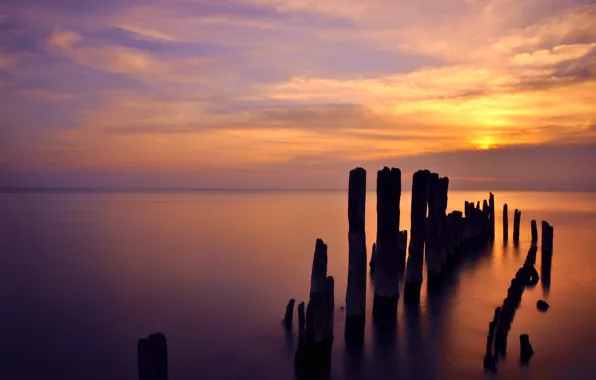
(531, 220), (538, 248)
(540, 221), (554, 289)
(295, 240), (334, 379)
(138, 332), (168, 380)
(438, 177), (450, 275)
(369, 242), (377, 274)
(346, 168), (367, 339)
(520, 334), (534, 364)
(483, 235), (542, 370)
(283, 299), (295, 330)
(503, 204), (509, 242)
(373, 167), (401, 326)
(426, 173), (443, 287)
(398, 230), (408, 270)
(541, 221), (554, 255)
(489, 193), (495, 240)
(298, 302), (305, 342)
(513, 209), (521, 243)
(404, 170), (431, 302)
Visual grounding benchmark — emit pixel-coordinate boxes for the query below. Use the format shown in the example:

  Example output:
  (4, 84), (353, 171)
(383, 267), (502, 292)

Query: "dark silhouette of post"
(298, 302), (305, 342)
(503, 204), (508, 242)
(295, 239), (334, 379)
(373, 167), (401, 327)
(398, 230), (408, 270)
(426, 173), (442, 286)
(404, 170), (430, 302)
(541, 221), (554, 255)
(283, 299), (295, 330)
(513, 209), (521, 243)
(346, 168), (367, 341)
(531, 220), (538, 248)
(438, 177), (449, 272)
(489, 193), (495, 240)
(138, 332), (168, 380)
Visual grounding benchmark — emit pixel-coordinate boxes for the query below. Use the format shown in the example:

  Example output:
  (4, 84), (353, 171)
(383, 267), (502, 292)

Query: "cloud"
(0, 54), (14, 68)
(46, 31), (208, 83)
(17, 89), (78, 102)
(1, 0), (596, 190)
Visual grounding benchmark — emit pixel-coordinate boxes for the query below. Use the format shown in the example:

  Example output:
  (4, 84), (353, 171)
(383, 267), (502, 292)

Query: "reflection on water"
(0, 190), (595, 379)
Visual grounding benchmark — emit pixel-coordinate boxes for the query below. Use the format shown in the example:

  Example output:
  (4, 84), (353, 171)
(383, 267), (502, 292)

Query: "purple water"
(1, 190), (595, 379)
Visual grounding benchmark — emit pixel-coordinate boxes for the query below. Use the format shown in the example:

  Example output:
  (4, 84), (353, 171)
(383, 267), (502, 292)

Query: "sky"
(1, 0), (595, 190)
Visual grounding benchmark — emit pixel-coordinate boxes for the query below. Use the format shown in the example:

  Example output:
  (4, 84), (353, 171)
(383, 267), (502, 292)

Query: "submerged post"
(283, 299), (295, 330)
(503, 204), (509, 242)
(138, 332), (168, 380)
(295, 240), (334, 379)
(531, 220), (538, 248)
(489, 193), (495, 241)
(405, 169), (431, 302)
(373, 167), (401, 327)
(346, 168), (367, 339)
(513, 209), (521, 243)
(439, 177), (450, 272)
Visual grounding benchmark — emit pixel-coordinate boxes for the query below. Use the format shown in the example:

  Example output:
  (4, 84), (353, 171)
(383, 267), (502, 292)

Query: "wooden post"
(346, 168), (367, 339)
(298, 302), (305, 343)
(426, 173), (442, 287)
(531, 220), (538, 248)
(373, 167), (401, 327)
(138, 332), (168, 380)
(541, 221), (554, 255)
(513, 209), (521, 243)
(295, 240), (334, 379)
(398, 230), (408, 270)
(404, 170), (431, 302)
(489, 193), (495, 241)
(310, 239), (328, 296)
(503, 204), (508, 242)
(438, 177), (450, 274)
(283, 299), (295, 330)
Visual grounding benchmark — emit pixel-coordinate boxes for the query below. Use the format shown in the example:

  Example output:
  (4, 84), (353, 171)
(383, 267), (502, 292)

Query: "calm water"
(1, 190), (595, 380)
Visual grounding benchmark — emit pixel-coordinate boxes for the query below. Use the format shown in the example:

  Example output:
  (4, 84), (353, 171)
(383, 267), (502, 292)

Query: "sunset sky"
(1, 0), (595, 190)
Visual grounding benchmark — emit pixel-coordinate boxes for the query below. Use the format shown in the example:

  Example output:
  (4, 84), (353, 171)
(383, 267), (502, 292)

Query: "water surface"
(1, 190), (595, 379)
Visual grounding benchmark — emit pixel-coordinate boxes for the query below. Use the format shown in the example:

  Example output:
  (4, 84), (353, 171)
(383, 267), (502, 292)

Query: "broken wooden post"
(295, 240), (334, 379)
(520, 334), (534, 364)
(369, 242), (377, 274)
(489, 193), (495, 240)
(541, 221), (554, 255)
(310, 239), (328, 295)
(138, 332), (168, 380)
(531, 220), (538, 248)
(283, 299), (296, 330)
(438, 177), (449, 275)
(404, 169), (431, 303)
(298, 302), (305, 342)
(346, 168), (366, 340)
(541, 221), (554, 289)
(373, 167), (401, 327)
(513, 209), (521, 243)
(398, 230), (408, 270)
(426, 173), (442, 287)
(503, 204), (508, 242)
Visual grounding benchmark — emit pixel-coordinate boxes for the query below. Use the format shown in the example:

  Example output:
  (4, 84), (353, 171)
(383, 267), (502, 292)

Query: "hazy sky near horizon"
(1, 0), (596, 190)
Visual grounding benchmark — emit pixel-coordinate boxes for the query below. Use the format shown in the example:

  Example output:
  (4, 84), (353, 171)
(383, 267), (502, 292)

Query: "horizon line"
(1, 187), (595, 194)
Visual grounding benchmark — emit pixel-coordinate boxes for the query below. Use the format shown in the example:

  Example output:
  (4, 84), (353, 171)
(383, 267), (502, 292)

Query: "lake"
(1, 190), (595, 379)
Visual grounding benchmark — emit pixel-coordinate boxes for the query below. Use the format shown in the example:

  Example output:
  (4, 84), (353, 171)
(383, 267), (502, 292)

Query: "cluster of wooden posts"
(483, 218), (554, 371)
(133, 167), (555, 380)
(285, 167), (501, 378)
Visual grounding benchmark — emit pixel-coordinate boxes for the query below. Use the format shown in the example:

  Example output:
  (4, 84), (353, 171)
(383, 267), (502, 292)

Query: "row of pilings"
(483, 219), (554, 372)
(289, 167), (496, 378)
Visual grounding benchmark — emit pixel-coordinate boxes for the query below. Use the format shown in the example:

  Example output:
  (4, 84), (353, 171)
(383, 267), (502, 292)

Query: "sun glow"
(474, 136), (497, 150)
